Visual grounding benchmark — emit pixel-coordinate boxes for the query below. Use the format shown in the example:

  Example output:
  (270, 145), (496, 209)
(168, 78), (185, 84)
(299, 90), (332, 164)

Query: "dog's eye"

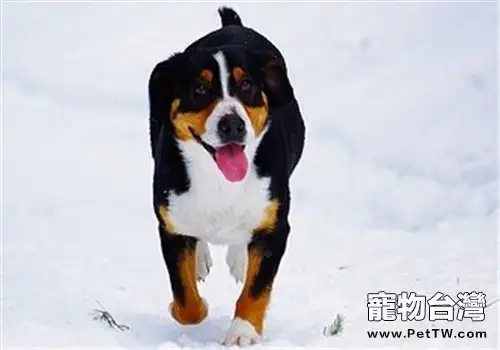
(241, 79), (253, 93)
(193, 83), (208, 97)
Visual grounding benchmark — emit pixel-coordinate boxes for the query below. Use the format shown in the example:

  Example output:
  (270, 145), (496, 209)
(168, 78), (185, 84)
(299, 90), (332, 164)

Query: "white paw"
(222, 317), (260, 347)
(196, 241), (212, 282)
(225, 245), (247, 283)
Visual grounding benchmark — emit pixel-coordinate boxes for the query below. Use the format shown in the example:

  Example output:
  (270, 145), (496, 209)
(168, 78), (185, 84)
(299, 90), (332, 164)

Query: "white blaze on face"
(201, 51), (256, 148)
(213, 51), (230, 99)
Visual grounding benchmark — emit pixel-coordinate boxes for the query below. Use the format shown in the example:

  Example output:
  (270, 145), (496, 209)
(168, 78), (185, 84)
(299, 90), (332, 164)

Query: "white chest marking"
(167, 141), (270, 245)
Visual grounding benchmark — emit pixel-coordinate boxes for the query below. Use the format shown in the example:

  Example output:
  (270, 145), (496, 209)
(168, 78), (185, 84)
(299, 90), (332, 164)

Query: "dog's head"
(149, 49), (291, 182)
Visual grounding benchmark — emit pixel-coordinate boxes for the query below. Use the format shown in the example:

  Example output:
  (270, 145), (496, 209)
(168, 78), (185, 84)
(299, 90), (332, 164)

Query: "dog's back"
(185, 8), (286, 71)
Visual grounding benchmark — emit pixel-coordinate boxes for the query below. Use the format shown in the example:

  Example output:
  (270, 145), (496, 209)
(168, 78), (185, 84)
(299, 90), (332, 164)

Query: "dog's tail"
(218, 7), (243, 27)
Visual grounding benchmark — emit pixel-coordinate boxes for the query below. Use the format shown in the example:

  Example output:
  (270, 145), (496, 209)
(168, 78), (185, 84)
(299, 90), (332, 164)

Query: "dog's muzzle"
(217, 114), (246, 144)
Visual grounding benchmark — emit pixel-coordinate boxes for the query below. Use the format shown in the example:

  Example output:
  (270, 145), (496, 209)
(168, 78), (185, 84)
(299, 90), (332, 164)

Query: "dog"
(148, 7), (305, 346)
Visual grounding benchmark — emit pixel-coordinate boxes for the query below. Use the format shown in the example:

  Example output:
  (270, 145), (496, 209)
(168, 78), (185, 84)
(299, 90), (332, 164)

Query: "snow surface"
(2, 2), (498, 349)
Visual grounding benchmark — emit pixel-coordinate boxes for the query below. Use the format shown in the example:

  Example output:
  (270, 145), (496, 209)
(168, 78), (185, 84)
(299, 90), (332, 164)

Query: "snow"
(2, 2), (498, 349)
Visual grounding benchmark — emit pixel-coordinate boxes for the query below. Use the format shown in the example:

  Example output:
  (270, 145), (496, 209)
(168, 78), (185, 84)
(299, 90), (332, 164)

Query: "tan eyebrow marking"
(232, 66), (245, 83)
(200, 69), (213, 82)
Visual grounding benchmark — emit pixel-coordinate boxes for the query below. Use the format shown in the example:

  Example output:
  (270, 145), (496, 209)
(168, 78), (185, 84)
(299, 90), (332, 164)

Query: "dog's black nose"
(217, 114), (246, 143)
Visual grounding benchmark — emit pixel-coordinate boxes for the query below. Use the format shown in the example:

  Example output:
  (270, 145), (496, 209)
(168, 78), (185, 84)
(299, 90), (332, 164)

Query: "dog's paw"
(196, 241), (213, 282)
(225, 245), (247, 283)
(222, 317), (261, 347)
(169, 298), (208, 325)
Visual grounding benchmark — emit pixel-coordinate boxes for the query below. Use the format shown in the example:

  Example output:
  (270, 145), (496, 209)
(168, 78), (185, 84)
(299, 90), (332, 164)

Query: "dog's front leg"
(223, 223), (289, 346)
(158, 228), (208, 325)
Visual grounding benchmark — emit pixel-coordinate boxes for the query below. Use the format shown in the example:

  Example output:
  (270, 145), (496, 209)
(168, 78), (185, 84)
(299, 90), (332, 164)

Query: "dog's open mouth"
(189, 127), (248, 182)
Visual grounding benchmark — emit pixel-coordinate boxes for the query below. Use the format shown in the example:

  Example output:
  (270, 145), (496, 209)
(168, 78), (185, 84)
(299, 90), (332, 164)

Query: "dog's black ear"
(148, 53), (184, 158)
(251, 51), (294, 108)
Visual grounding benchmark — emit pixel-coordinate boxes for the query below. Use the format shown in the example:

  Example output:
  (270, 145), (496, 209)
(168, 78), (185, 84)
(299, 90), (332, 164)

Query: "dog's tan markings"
(200, 69), (214, 82)
(232, 66), (269, 136)
(232, 66), (245, 83)
(170, 98), (181, 119)
(234, 248), (270, 334)
(170, 247), (208, 324)
(241, 92), (269, 137)
(158, 204), (176, 234)
(254, 199), (280, 234)
(170, 98), (218, 141)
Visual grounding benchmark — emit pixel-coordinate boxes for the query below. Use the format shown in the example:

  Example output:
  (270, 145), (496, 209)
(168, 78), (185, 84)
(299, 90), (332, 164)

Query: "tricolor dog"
(148, 7), (305, 346)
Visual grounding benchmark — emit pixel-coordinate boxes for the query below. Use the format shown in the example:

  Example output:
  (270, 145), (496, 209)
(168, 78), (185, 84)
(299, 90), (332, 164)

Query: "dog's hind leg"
(196, 240), (213, 282)
(226, 244), (248, 283)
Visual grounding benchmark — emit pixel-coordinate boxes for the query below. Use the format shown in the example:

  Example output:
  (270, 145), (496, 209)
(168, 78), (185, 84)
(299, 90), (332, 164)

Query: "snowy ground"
(2, 2), (498, 349)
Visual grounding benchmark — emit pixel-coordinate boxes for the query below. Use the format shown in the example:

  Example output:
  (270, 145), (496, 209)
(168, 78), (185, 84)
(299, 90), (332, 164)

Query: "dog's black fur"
(147, 7), (305, 338)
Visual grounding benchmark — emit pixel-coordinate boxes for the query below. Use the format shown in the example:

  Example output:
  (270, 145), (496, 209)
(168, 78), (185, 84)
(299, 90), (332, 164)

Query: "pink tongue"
(214, 144), (248, 182)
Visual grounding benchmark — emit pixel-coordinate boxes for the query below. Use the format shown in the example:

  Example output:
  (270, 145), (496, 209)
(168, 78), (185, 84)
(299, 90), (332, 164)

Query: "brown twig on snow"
(91, 300), (130, 331)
